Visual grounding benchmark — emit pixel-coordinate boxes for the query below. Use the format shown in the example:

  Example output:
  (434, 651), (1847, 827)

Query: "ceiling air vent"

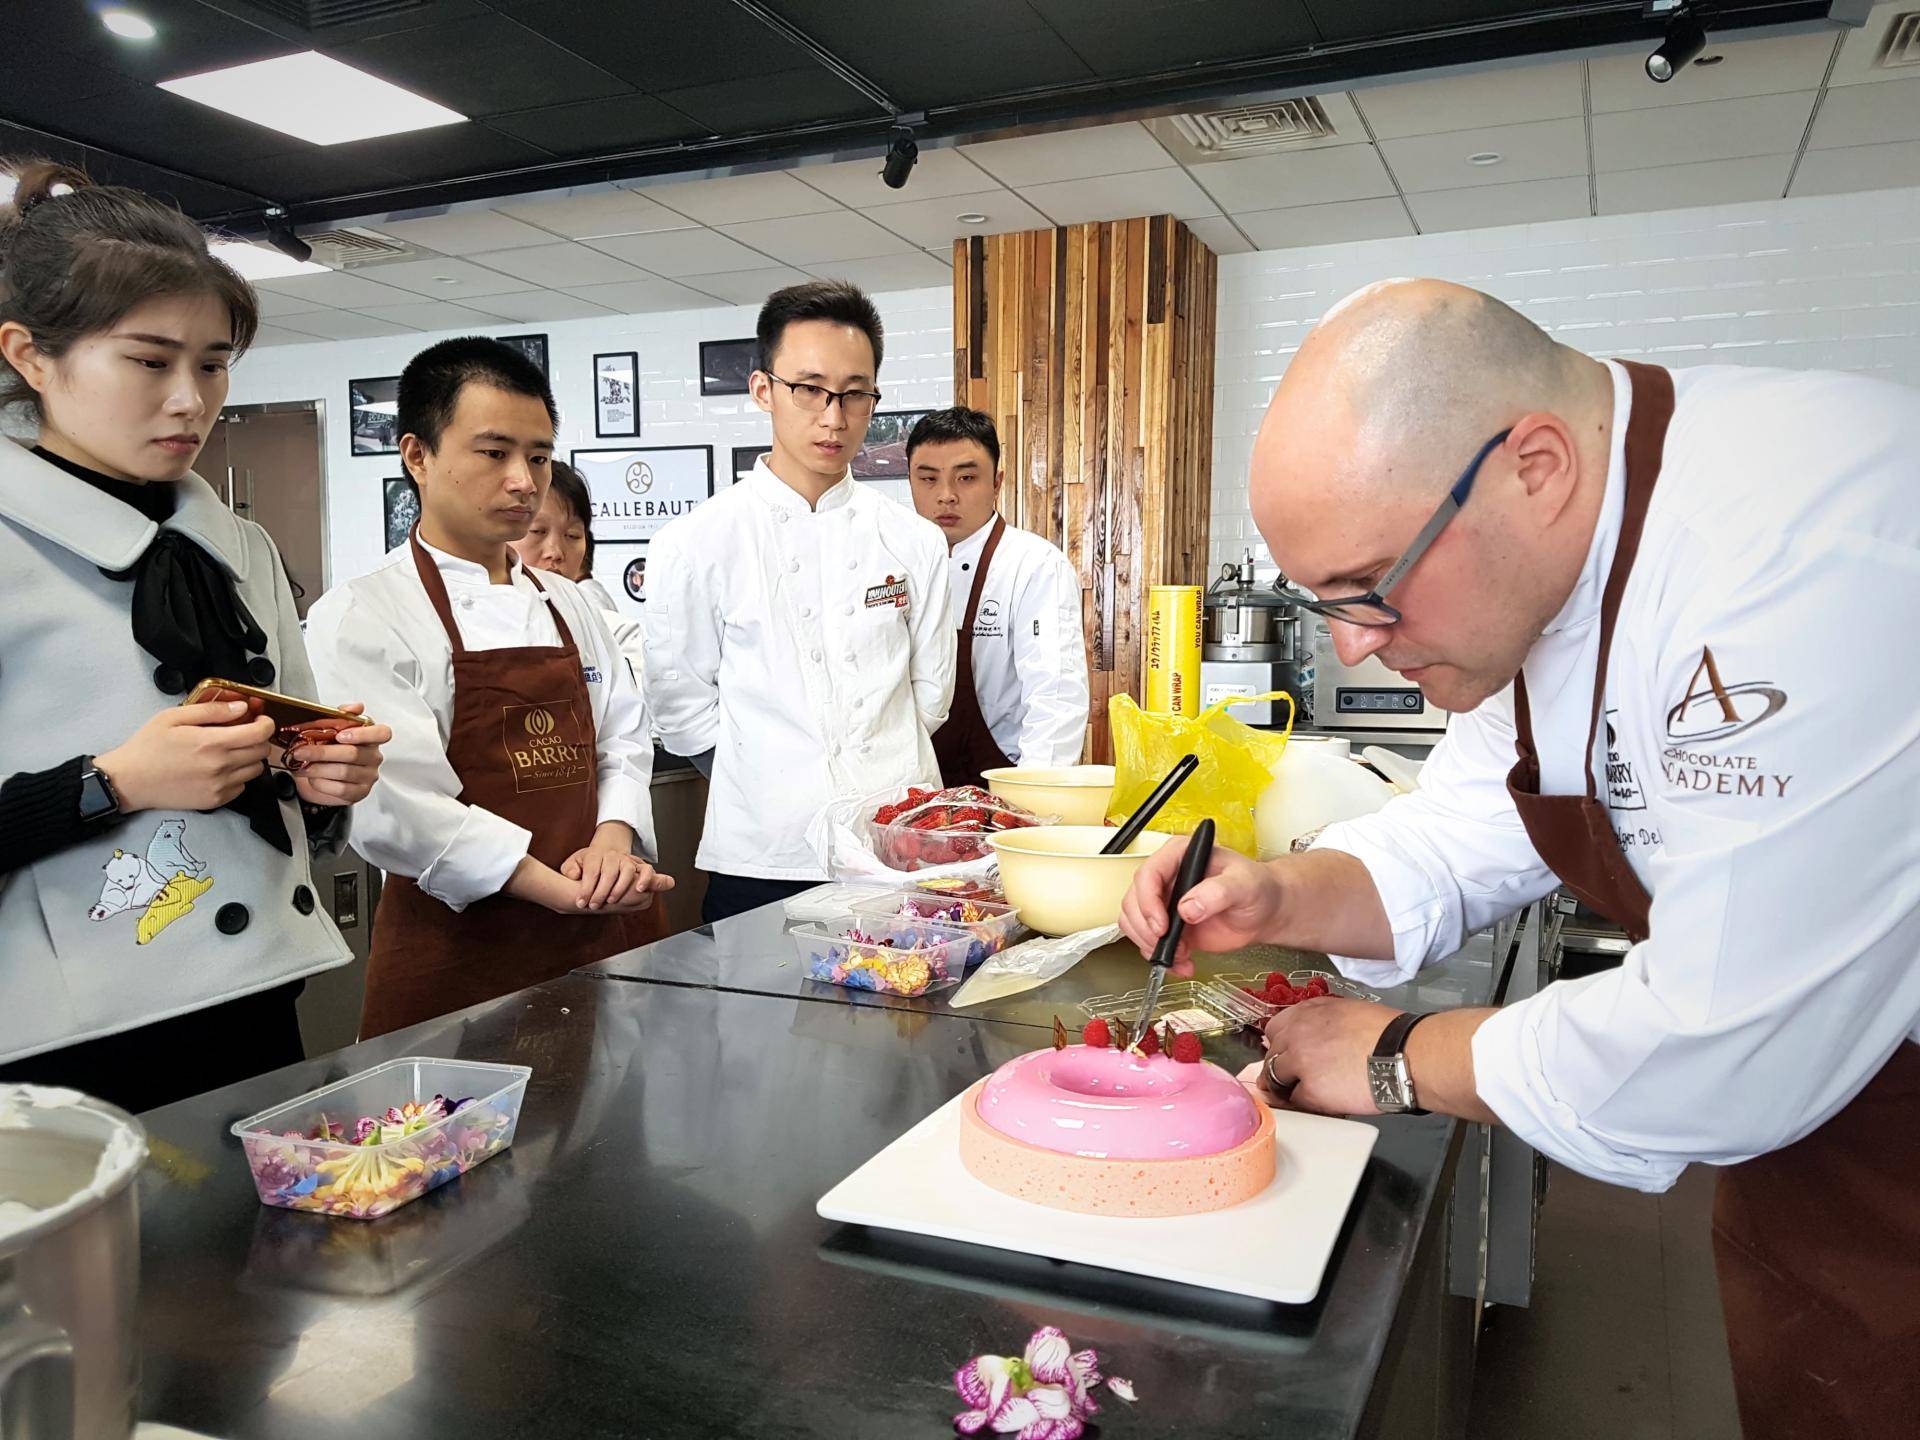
(1158, 97), (1338, 162)
(1874, 12), (1920, 70)
(245, 0), (429, 29)
(302, 227), (413, 268)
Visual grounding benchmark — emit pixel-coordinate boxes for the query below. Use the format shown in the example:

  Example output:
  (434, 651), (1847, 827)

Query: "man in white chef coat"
(307, 337), (670, 1036)
(644, 281), (954, 924)
(906, 407), (1089, 788)
(1122, 280), (1920, 1437)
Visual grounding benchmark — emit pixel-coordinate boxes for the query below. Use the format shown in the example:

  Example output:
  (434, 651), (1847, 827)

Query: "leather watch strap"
(1372, 1010), (1430, 1060)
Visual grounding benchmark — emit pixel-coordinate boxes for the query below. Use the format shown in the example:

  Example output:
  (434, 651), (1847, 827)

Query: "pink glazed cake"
(958, 1045), (1276, 1217)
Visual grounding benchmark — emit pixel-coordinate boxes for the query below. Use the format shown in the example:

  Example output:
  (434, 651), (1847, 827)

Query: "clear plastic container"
(1079, 979), (1270, 1037)
(866, 814), (1006, 870)
(910, 871), (1006, 906)
(230, 1057), (530, 1221)
(1218, 968), (1379, 1022)
(848, 890), (1026, 955)
(789, 919), (981, 997)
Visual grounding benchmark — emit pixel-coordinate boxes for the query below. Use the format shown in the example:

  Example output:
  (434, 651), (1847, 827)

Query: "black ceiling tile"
(0, 118), (260, 214)
(336, 122), (560, 175)
(486, 0), (815, 91)
(328, 13), (632, 117)
(13, 0), (293, 88)
(199, 0), (497, 46)
(1301, 0), (1547, 44)
(773, 0), (1057, 43)
(488, 94), (711, 158)
(1029, 0), (1320, 76)
(853, 31), (1098, 110)
(37, 87), (307, 168)
(197, 146), (407, 206)
(654, 69), (888, 133)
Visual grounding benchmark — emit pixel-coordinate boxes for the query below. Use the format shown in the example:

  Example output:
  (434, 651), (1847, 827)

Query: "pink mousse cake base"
(958, 1078), (1277, 1218)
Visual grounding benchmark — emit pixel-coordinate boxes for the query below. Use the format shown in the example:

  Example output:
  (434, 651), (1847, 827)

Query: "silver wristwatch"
(1367, 1012), (1431, 1115)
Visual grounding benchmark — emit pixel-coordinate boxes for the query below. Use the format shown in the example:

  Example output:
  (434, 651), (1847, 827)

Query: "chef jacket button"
(842, 605), (853, 616)
(215, 903), (251, 936)
(810, 649), (823, 663)
(776, 512), (789, 524)
(961, 562), (971, 572)
(800, 607), (812, 619)
(274, 772), (298, 800)
(852, 698), (863, 710)
(247, 656), (277, 686)
(846, 558), (857, 570)
(787, 561), (800, 574)
(152, 664), (187, 695)
(292, 885), (315, 916)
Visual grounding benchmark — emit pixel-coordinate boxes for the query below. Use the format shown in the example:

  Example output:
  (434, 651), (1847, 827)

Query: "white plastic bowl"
(986, 825), (1174, 937)
(980, 765), (1116, 826)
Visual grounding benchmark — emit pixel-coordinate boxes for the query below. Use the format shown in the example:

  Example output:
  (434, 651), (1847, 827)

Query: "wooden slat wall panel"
(953, 215), (1217, 764)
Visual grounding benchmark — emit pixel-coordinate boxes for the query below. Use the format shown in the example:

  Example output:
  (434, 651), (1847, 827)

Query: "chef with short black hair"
(907, 407), (1089, 789)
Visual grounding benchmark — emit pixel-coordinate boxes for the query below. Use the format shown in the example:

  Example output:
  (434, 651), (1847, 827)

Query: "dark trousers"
(0, 981), (306, 1115)
(700, 872), (816, 926)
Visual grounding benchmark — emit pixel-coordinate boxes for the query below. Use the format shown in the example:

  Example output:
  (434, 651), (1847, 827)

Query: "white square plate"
(817, 1091), (1379, 1304)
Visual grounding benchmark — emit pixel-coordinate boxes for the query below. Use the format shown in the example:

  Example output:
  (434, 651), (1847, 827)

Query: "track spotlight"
(882, 131), (919, 191)
(1646, 6), (1708, 83)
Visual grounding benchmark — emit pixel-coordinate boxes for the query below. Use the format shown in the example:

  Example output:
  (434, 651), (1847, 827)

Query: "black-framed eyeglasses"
(764, 372), (883, 418)
(1283, 428), (1511, 628)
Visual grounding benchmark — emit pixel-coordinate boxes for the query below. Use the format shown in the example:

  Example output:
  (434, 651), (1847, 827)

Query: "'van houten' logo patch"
(502, 700), (591, 793)
(865, 574), (910, 609)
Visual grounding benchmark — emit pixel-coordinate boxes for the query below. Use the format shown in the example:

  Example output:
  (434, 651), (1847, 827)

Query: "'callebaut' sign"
(571, 446), (716, 542)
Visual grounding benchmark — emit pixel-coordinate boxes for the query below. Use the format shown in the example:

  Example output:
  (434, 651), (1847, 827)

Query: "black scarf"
(38, 449), (293, 855)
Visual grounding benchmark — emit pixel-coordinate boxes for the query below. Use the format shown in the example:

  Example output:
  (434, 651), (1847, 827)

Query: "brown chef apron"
(359, 533), (663, 1039)
(1505, 359), (1920, 1437)
(934, 515), (1015, 790)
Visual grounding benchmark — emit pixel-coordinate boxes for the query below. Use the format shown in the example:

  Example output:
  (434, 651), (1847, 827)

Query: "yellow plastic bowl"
(986, 825), (1174, 937)
(981, 765), (1117, 827)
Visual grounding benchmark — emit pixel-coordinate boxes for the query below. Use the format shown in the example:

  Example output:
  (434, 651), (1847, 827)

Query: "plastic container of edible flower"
(230, 1057), (530, 1221)
(847, 889), (1026, 956)
(790, 919), (978, 997)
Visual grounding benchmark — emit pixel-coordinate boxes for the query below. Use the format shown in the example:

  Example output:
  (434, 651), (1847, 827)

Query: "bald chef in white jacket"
(906, 408), (1090, 787)
(1122, 280), (1920, 1438)
(644, 280), (953, 924)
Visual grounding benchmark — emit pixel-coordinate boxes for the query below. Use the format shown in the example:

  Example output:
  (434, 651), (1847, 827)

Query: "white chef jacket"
(304, 540), (657, 910)
(1312, 361), (1920, 1192)
(644, 460), (954, 879)
(948, 520), (1090, 766)
(577, 574), (648, 697)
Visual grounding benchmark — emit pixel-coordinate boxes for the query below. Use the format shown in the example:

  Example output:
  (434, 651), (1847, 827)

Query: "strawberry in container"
(867, 784), (1052, 872)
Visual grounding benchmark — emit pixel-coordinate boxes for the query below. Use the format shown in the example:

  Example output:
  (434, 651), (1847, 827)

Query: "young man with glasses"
(644, 281), (954, 923)
(1122, 278), (1920, 1437)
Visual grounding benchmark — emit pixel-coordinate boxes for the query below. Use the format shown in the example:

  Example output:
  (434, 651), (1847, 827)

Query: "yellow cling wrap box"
(1143, 585), (1203, 717)
(1106, 691), (1295, 856)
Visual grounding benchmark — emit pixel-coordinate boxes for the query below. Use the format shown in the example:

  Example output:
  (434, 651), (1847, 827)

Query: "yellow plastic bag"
(1106, 691), (1295, 856)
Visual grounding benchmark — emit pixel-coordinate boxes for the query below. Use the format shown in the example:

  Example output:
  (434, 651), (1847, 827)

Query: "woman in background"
(513, 459), (647, 687)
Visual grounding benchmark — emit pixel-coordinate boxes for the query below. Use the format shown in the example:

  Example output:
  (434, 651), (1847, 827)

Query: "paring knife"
(1134, 817), (1216, 1040)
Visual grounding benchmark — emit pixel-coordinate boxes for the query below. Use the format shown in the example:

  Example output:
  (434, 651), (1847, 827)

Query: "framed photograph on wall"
(699, 338), (756, 396)
(731, 444), (771, 483)
(499, 333), (549, 376)
(349, 376), (401, 456)
(594, 351), (640, 438)
(383, 476), (419, 552)
(852, 409), (931, 482)
(570, 445), (715, 544)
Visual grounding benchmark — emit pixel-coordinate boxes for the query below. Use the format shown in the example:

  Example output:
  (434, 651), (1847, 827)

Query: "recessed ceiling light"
(159, 52), (466, 146)
(956, 212), (990, 224)
(1467, 152), (1503, 166)
(100, 8), (158, 40)
(209, 238), (330, 281)
(433, 275), (460, 284)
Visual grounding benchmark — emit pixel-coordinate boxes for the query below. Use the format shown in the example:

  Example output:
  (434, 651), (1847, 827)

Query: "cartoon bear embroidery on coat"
(87, 819), (215, 945)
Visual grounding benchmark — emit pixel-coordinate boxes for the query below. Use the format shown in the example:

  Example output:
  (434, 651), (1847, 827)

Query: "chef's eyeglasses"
(1283, 427), (1511, 628)
(764, 372), (883, 418)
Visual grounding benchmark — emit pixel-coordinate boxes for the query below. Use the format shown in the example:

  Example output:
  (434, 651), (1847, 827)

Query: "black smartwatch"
(77, 757), (124, 826)
(1368, 1012), (1432, 1115)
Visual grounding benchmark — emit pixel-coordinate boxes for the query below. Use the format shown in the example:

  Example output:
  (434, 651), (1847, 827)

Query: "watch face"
(1368, 1057), (1406, 1112)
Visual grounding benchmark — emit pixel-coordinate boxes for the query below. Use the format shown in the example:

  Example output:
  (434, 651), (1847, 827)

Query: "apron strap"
(408, 527), (470, 659)
(959, 515), (1007, 637)
(1581, 360), (1675, 801)
(408, 529), (583, 658)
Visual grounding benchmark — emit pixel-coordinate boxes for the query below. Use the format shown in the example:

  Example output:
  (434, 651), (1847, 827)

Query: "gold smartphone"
(183, 678), (371, 751)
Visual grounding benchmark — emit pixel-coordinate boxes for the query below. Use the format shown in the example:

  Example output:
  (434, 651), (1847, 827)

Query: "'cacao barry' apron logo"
(502, 701), (591, 792)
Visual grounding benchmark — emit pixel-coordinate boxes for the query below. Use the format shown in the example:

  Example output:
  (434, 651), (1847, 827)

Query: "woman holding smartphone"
(0, 161), (392, 1111)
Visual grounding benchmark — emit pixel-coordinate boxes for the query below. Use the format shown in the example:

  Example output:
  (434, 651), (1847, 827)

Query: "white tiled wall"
(1209, 184), (1920, 574)
(225, 286), (954, 592)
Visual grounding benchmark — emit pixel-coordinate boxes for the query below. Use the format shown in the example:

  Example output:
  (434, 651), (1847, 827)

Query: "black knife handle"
(1150, 818), (1216, 970)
